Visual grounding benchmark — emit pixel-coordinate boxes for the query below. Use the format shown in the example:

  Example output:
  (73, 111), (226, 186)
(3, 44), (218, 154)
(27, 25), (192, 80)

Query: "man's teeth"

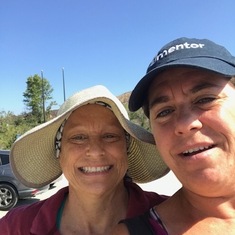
(183, 146), (211, 154)
(81, 166), (110, 173)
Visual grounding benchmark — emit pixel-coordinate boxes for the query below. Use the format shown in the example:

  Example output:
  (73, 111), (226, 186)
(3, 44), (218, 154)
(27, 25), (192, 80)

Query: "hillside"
(117, 91), (131, 105)
(118, 91), (150, 131)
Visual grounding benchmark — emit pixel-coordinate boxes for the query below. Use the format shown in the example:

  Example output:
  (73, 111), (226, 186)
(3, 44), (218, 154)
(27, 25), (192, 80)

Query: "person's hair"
(142, 100), (150, 118)
(142, 76), (235, 118)
(230, 76), (235, 86)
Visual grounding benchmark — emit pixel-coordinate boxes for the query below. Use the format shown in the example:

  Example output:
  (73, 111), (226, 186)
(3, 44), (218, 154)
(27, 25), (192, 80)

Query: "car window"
(0, 153), (10, 165)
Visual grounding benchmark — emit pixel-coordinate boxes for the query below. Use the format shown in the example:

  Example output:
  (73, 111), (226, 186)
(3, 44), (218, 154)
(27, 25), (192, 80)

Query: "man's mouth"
(79, 166), (112, 173)
(182, 145), (214, 157)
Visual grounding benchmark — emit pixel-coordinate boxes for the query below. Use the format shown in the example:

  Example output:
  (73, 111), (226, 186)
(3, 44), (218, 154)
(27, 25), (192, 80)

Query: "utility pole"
(62, 67), (66, 101)
(41, 70), (46, 123)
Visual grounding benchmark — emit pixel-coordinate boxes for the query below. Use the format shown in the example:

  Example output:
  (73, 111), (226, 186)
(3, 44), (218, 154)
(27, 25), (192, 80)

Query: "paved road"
(0, 176), (68, 218)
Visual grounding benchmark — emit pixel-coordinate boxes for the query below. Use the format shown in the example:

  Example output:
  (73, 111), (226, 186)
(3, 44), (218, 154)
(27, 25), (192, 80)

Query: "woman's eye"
(103, 134), (119, 142)
(104, 134), (115, 139)
(72, 135), (87, 141)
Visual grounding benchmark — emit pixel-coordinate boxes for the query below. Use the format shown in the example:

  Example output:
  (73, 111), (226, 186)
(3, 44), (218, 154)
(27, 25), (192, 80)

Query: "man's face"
(148, 67), (235, 196)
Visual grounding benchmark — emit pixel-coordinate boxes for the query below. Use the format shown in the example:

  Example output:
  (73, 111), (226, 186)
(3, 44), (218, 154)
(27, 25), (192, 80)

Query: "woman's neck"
(59, 183), (129, 235)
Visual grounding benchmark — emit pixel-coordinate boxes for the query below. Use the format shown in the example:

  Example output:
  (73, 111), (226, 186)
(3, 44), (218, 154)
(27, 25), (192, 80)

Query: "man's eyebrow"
(190, 82), (217, 93)
(149, 96), (169, 109)
(149, 82), (218, 109)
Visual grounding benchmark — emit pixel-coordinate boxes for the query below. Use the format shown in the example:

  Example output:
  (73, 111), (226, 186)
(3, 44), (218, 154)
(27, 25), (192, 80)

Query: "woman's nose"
(85, 138), (105, 157)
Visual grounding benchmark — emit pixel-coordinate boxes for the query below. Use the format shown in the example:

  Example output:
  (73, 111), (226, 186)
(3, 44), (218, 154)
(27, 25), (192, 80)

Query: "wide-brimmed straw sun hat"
(10, 85), (169, 188)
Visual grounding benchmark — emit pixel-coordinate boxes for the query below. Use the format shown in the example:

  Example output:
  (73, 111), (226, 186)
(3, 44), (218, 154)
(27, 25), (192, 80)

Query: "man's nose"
(174, 108), (202, 136)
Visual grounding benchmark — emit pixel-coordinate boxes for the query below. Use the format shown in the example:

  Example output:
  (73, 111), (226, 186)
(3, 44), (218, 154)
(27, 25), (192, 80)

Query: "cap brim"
(129, 57), (235, 111)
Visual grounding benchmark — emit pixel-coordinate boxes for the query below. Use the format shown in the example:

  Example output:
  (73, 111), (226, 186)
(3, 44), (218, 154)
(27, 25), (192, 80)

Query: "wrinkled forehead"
(57, 102), (115, 130)
(57, 102), (123, 136)
(148, 67), (230, 94)
(65, 103), (123, 129)
(143, 68), (232, 116)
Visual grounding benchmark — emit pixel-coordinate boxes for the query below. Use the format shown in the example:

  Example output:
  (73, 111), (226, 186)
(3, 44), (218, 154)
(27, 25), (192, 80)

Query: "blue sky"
(1, 0), (235, 114)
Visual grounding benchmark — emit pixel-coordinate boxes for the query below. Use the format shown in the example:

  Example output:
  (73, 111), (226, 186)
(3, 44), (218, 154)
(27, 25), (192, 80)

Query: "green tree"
(0, 111), (19, 149)
(23, 74), (57, 124)
(126, 105), (150, 131)
(117, 92), (151, 131)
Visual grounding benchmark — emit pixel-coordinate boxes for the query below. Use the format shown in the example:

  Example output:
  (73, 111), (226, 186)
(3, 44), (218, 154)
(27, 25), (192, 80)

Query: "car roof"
(0, 150), (10, 154)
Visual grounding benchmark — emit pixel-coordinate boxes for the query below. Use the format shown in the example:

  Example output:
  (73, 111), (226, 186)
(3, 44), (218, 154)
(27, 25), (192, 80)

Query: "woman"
(112, 37), (235, 234)
(0, 85), (168, 235)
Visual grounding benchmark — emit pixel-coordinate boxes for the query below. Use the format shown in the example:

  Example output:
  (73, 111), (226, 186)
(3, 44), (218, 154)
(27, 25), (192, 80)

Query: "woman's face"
(59, 104), (128, 195)
(148, 68), (235, 196)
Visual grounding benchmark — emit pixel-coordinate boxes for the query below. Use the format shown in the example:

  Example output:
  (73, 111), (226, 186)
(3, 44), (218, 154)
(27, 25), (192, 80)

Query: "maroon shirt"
(0, 181), (167, 235)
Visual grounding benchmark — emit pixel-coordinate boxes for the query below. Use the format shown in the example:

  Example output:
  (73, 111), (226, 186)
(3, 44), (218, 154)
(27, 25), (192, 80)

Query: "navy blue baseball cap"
(129, 37), (235, 112)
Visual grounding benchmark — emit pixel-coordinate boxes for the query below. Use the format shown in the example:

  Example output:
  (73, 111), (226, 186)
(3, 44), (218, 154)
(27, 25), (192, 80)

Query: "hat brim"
(129, 57), (235, 111)
(10, 85), (169, 188)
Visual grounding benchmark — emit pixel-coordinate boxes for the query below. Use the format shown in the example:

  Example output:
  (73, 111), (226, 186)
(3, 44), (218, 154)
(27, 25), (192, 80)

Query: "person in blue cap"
(111, 37), (235, 235)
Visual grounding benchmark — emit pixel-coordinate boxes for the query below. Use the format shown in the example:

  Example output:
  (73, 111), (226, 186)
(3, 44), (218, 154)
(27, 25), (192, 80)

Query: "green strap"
(56, 194), (67, 229)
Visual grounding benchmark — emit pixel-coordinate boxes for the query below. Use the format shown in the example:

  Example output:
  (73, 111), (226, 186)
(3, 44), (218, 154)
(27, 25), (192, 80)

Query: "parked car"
(0, 150), (48, 211)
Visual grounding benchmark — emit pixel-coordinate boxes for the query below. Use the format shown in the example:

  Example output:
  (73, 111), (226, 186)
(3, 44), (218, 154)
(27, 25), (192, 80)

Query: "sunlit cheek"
(58, 153), (68, 169)
(59, 147), (76, 167)
(222, 110), (235, 145)
(152, 124), (166, 143)
(216, 105), (235, 131)
(121, 147), (128, 160)
(151, 125), (171, 163)
(225, 102), (235, 120)
(119, 151), (129, 174)
(124, 157), (129, 171)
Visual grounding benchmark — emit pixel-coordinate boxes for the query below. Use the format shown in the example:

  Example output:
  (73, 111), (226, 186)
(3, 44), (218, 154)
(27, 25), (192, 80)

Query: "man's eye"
(157, 109), (174, 118)
(196, 97), (216, 104)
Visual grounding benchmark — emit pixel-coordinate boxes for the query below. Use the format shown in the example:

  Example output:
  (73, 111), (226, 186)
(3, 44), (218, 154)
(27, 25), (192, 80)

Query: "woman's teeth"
(81, 166), (111, 173)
